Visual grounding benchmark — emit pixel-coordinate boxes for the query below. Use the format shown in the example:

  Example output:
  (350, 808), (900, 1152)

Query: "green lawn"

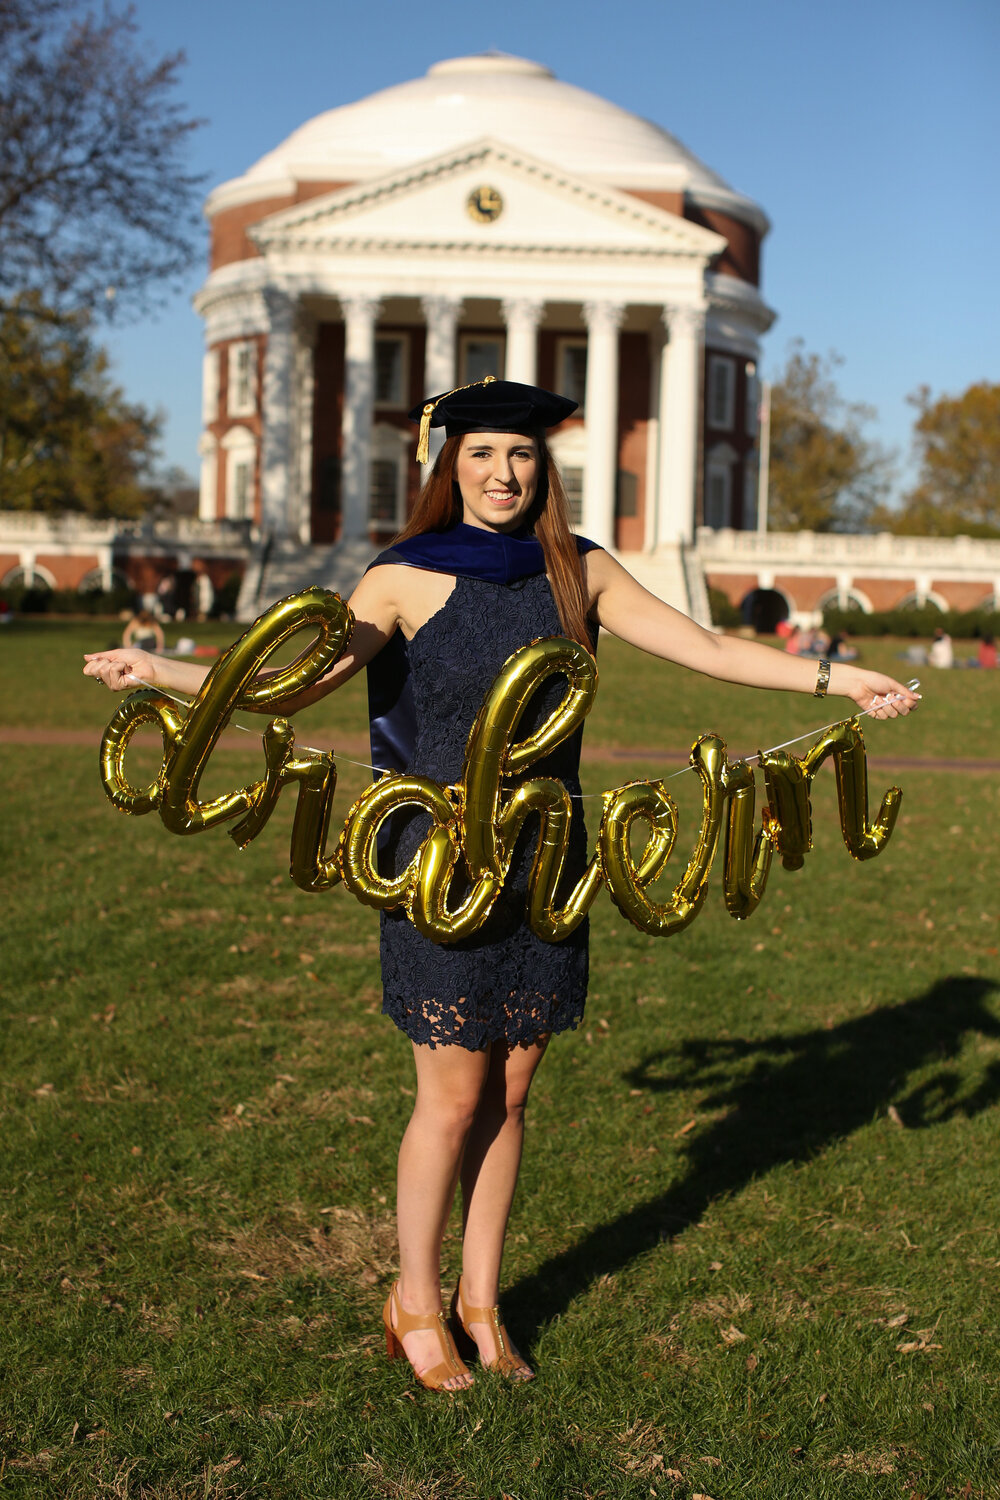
(1, 621), (998, 1498)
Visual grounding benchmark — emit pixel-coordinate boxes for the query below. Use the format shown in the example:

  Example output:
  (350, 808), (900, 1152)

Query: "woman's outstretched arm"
(585, 550), (920, 720)
(82, 565), (404, 708)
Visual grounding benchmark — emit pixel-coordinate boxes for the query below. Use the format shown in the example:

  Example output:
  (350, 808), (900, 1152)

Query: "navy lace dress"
(377, 571), (590, 1051)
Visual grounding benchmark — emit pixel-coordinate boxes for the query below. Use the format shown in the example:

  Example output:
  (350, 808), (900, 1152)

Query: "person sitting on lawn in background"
(928, 628), (954, 670)
(122, 609), (165, 654)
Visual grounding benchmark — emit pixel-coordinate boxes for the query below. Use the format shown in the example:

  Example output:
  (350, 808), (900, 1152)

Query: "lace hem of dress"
(381, 989), (585, 1052)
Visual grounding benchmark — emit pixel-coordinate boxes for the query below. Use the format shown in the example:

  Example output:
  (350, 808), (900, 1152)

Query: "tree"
(0, 0), (204, 320)
(766, 343), (894, 532)
(878, 383), (1000, 538)
(0, 298), (160, 514)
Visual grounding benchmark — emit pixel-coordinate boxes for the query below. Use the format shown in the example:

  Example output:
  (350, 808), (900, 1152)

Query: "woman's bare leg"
(393, 1039), (490, 1389)
(457, 1035), (549, 1371)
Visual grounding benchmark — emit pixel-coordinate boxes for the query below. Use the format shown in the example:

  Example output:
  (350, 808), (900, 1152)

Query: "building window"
(232, 462), (252, 520)
(460, 334), (504, 385)
(615, 470), (638, 519)
(374, 335), (408, 407)
(562, 466), (584, 526)
(228, 341), (256, 417)
(705, 467), (732, 529)
(221, 425), (257, 521)
(370, 457), (401, 527)
(369, 423), (408, 531)
(707, 355), (735, 430)
(743, 456), (758, 530)
(557, 338), (588, 410)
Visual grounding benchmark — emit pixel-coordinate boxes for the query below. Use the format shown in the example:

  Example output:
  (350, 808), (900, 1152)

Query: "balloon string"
(123, 675), (921, 803)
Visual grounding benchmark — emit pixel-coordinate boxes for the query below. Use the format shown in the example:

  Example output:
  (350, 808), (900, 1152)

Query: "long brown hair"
(392, 432), (593, 648)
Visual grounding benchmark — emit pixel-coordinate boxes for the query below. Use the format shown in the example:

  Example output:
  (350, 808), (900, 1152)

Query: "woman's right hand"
(83, 647), (158, 692)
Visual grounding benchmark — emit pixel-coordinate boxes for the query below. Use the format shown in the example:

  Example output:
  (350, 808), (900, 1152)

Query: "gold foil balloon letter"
(97, 598), (903, 944)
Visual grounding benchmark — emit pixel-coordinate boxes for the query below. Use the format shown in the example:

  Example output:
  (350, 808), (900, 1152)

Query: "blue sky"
(105, 0), (999, 501)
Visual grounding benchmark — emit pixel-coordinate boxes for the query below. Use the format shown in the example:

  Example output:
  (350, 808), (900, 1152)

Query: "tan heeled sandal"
(382, 1282), (472, 1392)
(450, 1276), (534, 1381)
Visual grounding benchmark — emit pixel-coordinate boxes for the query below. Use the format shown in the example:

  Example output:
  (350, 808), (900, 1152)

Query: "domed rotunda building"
(194, 52), (775, 607)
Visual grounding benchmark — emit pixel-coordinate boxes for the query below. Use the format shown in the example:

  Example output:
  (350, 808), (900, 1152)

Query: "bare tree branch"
(0, 0), (206, 319)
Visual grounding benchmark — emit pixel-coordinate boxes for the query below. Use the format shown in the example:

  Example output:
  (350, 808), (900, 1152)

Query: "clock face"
(466, 185), (504, 224)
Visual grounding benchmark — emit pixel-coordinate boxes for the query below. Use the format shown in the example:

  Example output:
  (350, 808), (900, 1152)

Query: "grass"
(1, 620), (998, 1498)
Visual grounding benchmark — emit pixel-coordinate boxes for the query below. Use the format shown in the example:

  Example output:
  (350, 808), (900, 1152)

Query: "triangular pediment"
(249, 139), (727, 260)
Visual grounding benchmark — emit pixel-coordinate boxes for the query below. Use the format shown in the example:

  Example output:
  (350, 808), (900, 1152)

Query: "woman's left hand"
(833, 666), (921, 720)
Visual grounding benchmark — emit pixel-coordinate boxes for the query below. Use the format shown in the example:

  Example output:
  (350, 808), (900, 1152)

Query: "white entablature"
(249, 139), (727, 258)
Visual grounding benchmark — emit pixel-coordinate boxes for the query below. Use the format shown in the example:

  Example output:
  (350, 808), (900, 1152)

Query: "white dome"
(208, 53), (765, 229)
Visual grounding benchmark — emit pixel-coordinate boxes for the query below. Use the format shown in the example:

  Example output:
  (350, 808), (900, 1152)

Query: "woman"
(84, 378), (919, 1393)
(121, 608), (165, 654)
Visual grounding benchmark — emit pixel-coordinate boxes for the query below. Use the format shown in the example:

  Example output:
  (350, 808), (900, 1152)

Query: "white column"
(582, 301), (624, 551)
(197, 433), (218, 522)
(421, 295), (462, 476)
(260, 288), (296, 537)
(502, 297), (543, 384)
(340, 293), (381, 542)
(294, 310), (318, 545)
(201, 348), (219, 425)
(657, 302), (705, 545)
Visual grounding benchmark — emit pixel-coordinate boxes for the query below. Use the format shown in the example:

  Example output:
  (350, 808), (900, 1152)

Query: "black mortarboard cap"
(409, 376), (577, 463)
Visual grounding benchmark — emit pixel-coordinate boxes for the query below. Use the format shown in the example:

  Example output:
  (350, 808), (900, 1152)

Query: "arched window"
(76, 567), (129, 595)
(1, 565), (55, 590)
(896, 592), (945, 612)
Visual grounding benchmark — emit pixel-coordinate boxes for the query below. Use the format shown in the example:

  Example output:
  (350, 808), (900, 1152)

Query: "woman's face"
(454, 432), (539, 533)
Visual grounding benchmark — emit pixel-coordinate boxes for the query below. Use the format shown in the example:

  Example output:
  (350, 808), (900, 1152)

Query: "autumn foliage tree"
(879, 383), (1000, 538)
(767, 344), (893, 532)
(0, 300), (159, 515)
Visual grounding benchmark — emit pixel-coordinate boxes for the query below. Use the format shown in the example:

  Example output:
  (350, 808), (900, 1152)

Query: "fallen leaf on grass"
(674, 1118), (697, 1137)
(887, 1105), (905, 1127)
(886, 1312), (908, 1327)
(720, 1325), (746, 1345)
(746, 1353), (759, 1371)
(699, 1456), (722, 1467)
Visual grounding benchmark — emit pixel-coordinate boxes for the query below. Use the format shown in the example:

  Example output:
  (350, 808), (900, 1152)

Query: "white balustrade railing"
(696, 527), (1000, 573)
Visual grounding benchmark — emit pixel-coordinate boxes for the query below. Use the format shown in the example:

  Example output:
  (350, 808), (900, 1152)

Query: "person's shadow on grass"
(507, 974), (1000, 1345)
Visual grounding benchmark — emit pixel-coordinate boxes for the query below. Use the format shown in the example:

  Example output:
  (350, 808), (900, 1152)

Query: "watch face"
(466, 185), (504, 223)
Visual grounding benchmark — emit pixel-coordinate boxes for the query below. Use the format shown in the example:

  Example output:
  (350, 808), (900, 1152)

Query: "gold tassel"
(416, 404), (434, 466)
(415, 375), (497, 466)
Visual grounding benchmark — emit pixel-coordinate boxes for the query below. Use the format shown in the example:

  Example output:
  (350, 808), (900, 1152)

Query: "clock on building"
(466, 185), (504, 223)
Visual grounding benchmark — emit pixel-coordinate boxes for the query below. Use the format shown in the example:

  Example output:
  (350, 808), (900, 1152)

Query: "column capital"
(502, 296), (545, 328)
(421, 294), (463, 326)
(341, 292), (382, 326)
(263, 285), (296, 331)
(662, 302), (706, 339)
(583, 300), (626, 334)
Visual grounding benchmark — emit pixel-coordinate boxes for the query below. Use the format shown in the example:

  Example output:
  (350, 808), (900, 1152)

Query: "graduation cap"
(410, 376), (578, 464)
